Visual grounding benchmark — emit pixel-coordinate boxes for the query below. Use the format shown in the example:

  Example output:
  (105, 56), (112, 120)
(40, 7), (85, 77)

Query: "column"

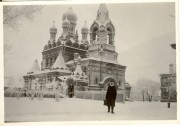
(111, 32), (115, 45)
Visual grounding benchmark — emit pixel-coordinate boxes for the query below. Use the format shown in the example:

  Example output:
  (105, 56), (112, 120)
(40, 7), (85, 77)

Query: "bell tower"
(90, 4), (115, 45)
(88, 4), (117, 62)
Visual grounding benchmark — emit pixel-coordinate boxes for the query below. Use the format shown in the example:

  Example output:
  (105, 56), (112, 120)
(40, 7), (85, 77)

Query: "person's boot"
(108, 106), (110, 112)
(111, 106), (114, 114)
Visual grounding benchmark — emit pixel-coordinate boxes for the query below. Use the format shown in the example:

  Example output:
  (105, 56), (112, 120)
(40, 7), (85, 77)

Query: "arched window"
(107, 35), (109, 44)
(92, 27), (98, 41)
(95, 35), (98, 41)
(107, 27), (113, 45)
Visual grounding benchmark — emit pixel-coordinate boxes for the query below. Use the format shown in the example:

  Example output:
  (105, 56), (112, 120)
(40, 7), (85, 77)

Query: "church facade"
(23, 4), (127, 102)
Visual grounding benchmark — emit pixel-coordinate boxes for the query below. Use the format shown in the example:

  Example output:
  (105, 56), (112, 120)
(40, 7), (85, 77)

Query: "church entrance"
(100, 76), (117, 91)
(66, 77), (75, 98)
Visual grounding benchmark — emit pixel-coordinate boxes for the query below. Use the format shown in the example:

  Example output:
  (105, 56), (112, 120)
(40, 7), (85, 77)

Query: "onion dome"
(81, 21), (89, 34)
(72, 42), (79, 48)
(57, 39), (61, 46)
(65, 39), (72, 46)
(79, 44), (85, 50)
(50, 21), (57, 34)
(52, 41), (56, 47)
(44, 45), (48, 50)
(62, 16), (70, 28)
(62, 7), (77, 24)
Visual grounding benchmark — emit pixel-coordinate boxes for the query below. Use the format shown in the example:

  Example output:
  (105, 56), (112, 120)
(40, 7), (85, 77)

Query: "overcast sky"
(4, 2), (176, 85)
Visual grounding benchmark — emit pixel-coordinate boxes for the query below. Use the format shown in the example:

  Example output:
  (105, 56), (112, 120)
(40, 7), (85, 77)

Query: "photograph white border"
(0, 0), (179, 125)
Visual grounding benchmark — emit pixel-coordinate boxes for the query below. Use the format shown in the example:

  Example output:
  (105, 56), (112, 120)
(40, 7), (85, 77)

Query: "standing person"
(36, 82), (41, 100)
(69, 83), (74, 98)
(54, 80), (61, 101)
(106, 81), (117, 114)
(59, 83), (64, 97)
(62, 81), (68, 96)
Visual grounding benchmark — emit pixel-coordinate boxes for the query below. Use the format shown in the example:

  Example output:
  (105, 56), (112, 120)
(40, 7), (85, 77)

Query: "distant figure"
(16, 87), (21, 100)
(106, 82), (117, 114)
(61, 81), (68, 95)
(36, 82), (43, 100)
(59, 83), (63, 95)
(69, 83), (74, 98)
(30, 81), (37, 100)
(54, 80), (61, 101)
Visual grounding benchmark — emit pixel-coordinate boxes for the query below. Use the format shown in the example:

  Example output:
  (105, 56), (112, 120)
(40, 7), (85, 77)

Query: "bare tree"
(3, 5), (43, 55)
(135, 78), (160, 102)
(3, 5), (43, 31)
(4, 76), (15, 87)
(141, 89), (145, 102)
(146, 88), (152, 102)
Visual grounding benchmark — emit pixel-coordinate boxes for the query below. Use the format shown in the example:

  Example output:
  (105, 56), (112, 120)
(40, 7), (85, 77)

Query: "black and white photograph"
(2, 0), (179, 123)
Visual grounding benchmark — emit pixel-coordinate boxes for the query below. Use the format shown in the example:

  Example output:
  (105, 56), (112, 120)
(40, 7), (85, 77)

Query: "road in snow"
(4, 97), (177, 122)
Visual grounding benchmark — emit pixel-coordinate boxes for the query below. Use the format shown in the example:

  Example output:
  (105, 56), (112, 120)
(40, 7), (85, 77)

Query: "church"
(23, 4), (127, 102)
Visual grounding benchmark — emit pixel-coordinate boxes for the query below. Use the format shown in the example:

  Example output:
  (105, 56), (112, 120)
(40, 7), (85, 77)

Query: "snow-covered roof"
(70, 56), (88, 81)
(58, 75), (70, 81)
(66, 56), (124, 66)
(51, 51), (71, 73)
(28, 59), (40, 74)
(26, 67), (71, 77)
(72, 64), (85, 77)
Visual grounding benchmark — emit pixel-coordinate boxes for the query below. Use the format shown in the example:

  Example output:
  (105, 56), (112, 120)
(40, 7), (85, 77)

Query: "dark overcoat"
(106, 86), (117, 106)
(69, 85), (74, 98)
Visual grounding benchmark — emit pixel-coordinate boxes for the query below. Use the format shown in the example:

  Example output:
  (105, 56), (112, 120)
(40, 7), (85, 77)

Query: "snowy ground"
(4, 97), (177, 122)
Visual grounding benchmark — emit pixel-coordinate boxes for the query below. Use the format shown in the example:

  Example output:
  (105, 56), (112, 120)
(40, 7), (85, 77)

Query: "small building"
(160, 64), (177, 102)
